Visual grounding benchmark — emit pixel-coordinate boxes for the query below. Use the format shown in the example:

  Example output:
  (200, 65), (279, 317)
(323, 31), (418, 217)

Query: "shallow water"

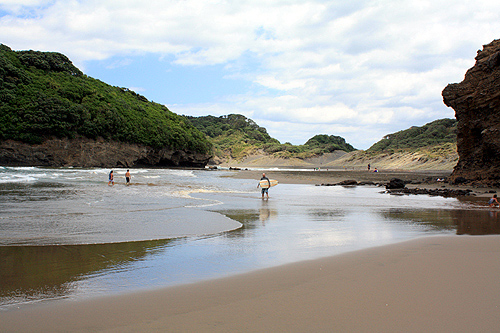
(0, 167), (498, 310)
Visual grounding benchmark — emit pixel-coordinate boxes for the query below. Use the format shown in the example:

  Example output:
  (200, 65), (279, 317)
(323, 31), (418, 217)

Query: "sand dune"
(218, 144), (458, 171)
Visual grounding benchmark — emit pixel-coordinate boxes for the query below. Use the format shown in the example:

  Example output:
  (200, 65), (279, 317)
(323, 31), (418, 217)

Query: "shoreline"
(224, 168), (452, 183)
(225, 168), (499, 197)
(2, 167), (500, 331)
(2, 235), (500, 332)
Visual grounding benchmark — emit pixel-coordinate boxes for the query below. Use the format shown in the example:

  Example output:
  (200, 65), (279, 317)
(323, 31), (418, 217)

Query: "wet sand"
(228, 168), (499, 197)
(226, 168), (452, 185)
(3, 168), (500, 331)
(1, 235), (500, 332)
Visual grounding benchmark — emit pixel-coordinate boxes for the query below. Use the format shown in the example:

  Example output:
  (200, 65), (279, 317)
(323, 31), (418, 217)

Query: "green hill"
(367, 118), (457, 152)
(326, 118), (459, 171)
(0, 43), (454, 170)
(304, 134), (356, 153)
(186, 114), (356, 161)
(0, 44), (211, 154)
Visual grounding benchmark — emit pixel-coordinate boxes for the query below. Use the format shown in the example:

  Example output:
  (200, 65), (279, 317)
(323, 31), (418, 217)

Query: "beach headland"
(2, 235), (500, 332)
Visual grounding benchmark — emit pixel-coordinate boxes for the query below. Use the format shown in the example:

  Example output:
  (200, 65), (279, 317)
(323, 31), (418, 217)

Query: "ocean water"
(0, 166), (498, 310)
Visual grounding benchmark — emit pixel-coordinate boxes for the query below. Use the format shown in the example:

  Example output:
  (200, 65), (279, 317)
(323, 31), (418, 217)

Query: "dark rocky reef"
(443, 39), (500, 186)
(0, 137), (210, 168)
(386, 187), (472, 198)
(318, 180), (377, 186)
(385, 178), (406, 189)
(318, 177), (472, 197)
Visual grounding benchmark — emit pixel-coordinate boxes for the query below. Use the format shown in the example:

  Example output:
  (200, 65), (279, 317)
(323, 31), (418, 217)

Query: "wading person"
(108, 170), (114, 186)
(125, 169), (131, 185)
(489, 194), (499, 207)
(258, 173), (271, 199)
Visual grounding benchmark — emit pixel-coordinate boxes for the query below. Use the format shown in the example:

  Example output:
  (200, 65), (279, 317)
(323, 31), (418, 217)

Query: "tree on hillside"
(0, 44), (211, 154)
(186, 113), (357, 160)
(305, 134), (356, 152)
(367, 118), (457, 152)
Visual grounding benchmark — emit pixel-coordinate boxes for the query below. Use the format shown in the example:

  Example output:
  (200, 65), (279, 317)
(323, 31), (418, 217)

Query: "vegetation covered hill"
(185, 114), (355, 162)
(0, 43), (457, 170)
(0, 44), (211, 154)
(367, 118), (457, 152)
(328, 142), (458, 170)
(326, 119), (458, 170)
(207, 117), (459, 170)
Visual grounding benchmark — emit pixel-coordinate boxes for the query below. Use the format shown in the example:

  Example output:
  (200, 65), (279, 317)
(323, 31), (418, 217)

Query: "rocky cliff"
(442, 39), (500, 186)
(0, 44), (213, 168)
(0, 137), (211, 168)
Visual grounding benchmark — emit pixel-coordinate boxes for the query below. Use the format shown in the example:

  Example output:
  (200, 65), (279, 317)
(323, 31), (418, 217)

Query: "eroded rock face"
(442, 39), (500, 186)
(0, 137), (211, 168)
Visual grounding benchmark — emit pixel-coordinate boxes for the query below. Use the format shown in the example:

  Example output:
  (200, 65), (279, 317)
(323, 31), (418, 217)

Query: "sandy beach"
(2, 168), (500, 332)
(226, 168), (452, 185)
(1, 235), (500, 332)
(227, 168), (499, 197)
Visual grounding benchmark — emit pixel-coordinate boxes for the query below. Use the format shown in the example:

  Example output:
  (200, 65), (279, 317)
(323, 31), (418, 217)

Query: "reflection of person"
(489, 194), (499, 207)
(108, 170), (114, 186)
(259, 200), (271, 223)
(257, 173), (270, 199)
(125, 169), (131, 185)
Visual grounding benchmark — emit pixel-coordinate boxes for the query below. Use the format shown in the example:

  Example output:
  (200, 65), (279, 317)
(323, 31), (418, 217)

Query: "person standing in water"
(258, 173), (271, 199)
(125, 169), (131, 185)
(489, 194), (499, 207)
(108, 170), (114, 186)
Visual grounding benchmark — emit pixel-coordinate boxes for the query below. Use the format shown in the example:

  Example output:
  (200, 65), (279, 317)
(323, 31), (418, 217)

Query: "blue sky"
(1, 0), (499, 149)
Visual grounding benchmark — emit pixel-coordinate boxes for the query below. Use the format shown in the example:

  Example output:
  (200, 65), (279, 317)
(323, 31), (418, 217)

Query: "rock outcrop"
(442, 39), (500, 186)
(385, 178), (406, 189)
(0, 137), (211, 168)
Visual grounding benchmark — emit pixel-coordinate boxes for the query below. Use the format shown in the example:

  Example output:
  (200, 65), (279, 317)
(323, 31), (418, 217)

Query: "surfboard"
(259, 179), (278, 188)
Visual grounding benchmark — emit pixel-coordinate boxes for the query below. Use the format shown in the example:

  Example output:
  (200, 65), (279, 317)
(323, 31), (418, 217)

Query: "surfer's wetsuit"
(260, 176), (270, 194)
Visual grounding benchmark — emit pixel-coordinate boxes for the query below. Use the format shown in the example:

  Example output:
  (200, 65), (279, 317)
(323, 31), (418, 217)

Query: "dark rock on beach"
(318, 180), (382, 187)
(385, 178), (406, 189)
(337, 179), (359, 186)
(443, 39), (500, 187)
(452, 177), (468, 185)
(386, 187), (473, 198)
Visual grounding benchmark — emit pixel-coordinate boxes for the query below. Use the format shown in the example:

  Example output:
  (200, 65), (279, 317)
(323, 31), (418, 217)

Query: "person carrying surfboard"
(258, 173), (271, 199)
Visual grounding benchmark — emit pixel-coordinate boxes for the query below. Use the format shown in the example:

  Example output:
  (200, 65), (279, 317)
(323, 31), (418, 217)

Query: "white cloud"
(1, 0), (499, 148)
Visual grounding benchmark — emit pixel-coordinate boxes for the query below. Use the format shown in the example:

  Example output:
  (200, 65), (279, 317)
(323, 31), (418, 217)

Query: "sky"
(1, 0), (499, 149)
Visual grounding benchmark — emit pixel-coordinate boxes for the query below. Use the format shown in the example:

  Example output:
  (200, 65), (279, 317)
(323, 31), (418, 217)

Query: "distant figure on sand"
(258, 173), (271, 199)
(489, 194), (499, 207)
(367, 163), (371, 171)
(108, 170), (114, 186)
(125, 169), (131, 185)
(373, 168), (378, 172)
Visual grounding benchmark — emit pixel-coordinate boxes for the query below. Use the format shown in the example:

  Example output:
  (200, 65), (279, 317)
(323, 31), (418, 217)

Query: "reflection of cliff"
(379, 209), (456, 232)
(379, 208), (500, 235)
(0, 239), (173, 302)
(452, 210), (500, 235)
